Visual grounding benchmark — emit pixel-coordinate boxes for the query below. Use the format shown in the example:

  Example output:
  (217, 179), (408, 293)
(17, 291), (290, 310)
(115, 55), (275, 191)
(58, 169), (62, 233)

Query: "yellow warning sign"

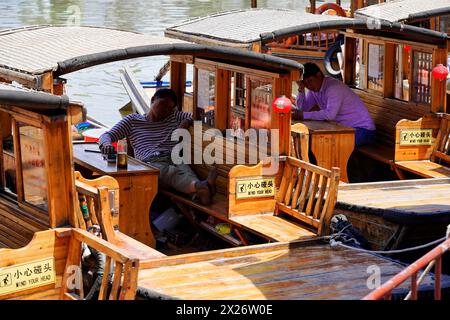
(400, 129), (433, 146)
(236, 177), (275, 200)
(0, 257), (55, 296)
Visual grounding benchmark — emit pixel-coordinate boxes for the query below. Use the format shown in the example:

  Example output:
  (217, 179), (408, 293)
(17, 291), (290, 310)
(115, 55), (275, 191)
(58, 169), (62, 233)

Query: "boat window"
(354, 39), (364, 89)
(439, 15), (450, 34)
(411, 51), (432, 105)
(229, 72), (247, 138)
(394, 45), (412, 101)
(196, 68), (215, 126)
(18, 123), (48, 211)
(250, 79), (272, 130)
(367, 43), (384, 93)
(1, 112), (16, 197)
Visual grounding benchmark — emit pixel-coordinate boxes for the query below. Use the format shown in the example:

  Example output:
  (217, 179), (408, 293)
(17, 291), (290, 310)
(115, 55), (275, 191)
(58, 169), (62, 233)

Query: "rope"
(330, 236), (447, 254)
(404, 260), (435, 300)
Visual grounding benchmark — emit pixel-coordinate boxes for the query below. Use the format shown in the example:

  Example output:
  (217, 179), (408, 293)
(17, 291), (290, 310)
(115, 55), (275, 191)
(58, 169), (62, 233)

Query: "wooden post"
(41, 72), (54, 94)
(215, 68), (230, 131)
(170, 60), (186, 111)
(431, 47), (447, 113)
(272, 75), (292, 156)
(384, 43), (396, 98)
(251, 0), (257, 8)
(44, 114), (75, 228)
(343, 36), (356, 85)
(309, 0), (316, 13)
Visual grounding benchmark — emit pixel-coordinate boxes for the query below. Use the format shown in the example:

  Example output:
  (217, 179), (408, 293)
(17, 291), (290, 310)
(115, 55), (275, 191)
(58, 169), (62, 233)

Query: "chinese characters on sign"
(399, 129), (433, 146)
(236, 177), (275, 200)
(0, 257), (55, 296)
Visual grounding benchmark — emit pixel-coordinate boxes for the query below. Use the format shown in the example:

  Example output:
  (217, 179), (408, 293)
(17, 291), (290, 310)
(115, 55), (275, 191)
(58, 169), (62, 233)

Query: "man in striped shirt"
(99, 89), (216, 205)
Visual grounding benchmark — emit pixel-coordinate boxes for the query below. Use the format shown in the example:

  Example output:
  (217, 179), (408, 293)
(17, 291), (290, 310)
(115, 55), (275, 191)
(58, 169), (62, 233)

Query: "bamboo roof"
(165, 9), (351, 45)
(0, 25), (303, 87)
(165, 8), (448, 47)
(0, 26), (186, 75)
(355, 0), (450, 23)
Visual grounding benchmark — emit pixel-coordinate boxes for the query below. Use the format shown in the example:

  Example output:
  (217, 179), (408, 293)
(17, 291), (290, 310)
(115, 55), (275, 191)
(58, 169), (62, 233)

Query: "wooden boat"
(0, 23), (449, 300)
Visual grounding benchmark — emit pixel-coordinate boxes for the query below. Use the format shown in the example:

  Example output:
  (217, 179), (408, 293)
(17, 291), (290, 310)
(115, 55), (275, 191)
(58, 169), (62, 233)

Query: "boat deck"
(137, 240), (443, 300)
(336, 178), (450, 221)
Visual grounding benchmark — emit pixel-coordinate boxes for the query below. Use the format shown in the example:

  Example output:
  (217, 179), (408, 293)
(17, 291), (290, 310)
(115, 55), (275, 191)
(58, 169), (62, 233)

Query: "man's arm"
(98, 115), (133, 153)
(174, 111), (193, 129)
(295, 89), (318, 112)
(303, 87), (344, 121)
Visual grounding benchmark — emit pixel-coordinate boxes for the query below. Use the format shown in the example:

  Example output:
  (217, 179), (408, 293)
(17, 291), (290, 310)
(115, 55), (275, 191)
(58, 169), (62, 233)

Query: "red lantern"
(431, 64), (449, 81)
(272, 96), (292, 114)
(403, 45), (411, 53)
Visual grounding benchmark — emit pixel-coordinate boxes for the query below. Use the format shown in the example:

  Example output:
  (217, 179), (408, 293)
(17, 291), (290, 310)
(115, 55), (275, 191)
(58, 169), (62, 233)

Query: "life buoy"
(315, 3), (347, 17)
(323, 35), (344, 78)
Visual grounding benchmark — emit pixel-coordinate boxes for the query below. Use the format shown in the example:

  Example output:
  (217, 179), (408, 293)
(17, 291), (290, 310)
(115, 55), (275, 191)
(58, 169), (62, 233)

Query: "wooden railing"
(60, 229), (139, 300)
(363, 235), (450, 300)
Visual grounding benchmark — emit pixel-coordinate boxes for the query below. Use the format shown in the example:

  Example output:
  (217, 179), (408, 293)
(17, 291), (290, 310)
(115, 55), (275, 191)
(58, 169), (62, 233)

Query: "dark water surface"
(1, 0), (350, 125)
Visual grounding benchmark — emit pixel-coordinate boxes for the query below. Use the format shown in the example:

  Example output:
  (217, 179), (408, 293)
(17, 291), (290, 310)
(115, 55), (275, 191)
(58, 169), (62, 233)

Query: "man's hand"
(292, 108), (304, 121)
(179, 118), (193, 130)
(99, 143), (115, 155)
(296, 80), (306, 93)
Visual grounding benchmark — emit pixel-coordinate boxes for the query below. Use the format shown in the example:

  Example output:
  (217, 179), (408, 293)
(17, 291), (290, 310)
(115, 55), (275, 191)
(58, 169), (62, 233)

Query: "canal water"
(1, 0), (350, 126)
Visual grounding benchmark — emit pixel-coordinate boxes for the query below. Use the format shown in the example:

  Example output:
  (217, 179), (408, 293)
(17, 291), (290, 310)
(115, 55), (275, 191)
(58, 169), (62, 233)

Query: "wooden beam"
(343, 36), (356, 85)
(384, 43), (396, 98)
(431, 47), (447, 113)
(170, 60), (186, 111)
(215, 68), (231, 131)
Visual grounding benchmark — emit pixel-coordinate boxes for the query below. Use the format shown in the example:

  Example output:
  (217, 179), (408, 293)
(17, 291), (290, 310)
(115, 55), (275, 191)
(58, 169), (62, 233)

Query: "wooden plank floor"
(137, 241), (431, 300)
(337, 178), (450, 212)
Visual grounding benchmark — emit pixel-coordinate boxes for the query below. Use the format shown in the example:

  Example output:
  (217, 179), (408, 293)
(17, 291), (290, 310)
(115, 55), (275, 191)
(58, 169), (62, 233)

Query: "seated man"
(99, 88), (217, 205)
(293, 63), (376, 147)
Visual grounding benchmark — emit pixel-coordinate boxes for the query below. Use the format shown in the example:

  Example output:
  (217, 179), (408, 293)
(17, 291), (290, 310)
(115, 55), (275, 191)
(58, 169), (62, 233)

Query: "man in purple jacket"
(293, 63), (376, 147)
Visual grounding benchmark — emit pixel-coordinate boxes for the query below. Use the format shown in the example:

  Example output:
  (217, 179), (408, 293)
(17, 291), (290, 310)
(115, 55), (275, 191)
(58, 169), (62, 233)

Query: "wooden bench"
(0, 228), (140, 300)
(163, 156), (340, 244)
(353, 90), (430, 167)
(74, 172), (164, 261)
(394, 113), (450, 179)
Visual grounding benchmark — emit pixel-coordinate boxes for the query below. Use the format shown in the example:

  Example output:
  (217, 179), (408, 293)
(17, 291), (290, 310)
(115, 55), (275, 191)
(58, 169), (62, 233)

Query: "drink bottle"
(116, 139), (128, 169)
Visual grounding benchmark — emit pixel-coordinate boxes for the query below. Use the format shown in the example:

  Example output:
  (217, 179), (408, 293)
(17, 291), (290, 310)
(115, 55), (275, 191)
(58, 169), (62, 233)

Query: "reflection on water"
(1, 0), (349, 126)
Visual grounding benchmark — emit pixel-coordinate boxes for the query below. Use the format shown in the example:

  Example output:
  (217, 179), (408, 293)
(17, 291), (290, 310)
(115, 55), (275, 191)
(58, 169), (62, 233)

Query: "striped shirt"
(99, 111), (192, 161)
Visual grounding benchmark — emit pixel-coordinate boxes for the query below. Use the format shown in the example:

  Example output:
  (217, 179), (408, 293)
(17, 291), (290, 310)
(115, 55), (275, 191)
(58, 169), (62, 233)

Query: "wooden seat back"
(276, 157), (340, 236)
(0, 228), (139, 300)
(188, 125), (277, 196)
(228, 157), (340, 236)
(431, 113), (450, 165)
(394, 114), (443, 162)
(74, 171), (120, 242)
(61, 229), (139, 300)
(291, 122), (310, 162)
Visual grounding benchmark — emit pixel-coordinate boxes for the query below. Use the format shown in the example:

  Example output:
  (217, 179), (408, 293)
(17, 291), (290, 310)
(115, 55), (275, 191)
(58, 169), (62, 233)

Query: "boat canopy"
(165, 8), (448, 47)
(355, 0), (450, 23)
(0, 25), (303, 82)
